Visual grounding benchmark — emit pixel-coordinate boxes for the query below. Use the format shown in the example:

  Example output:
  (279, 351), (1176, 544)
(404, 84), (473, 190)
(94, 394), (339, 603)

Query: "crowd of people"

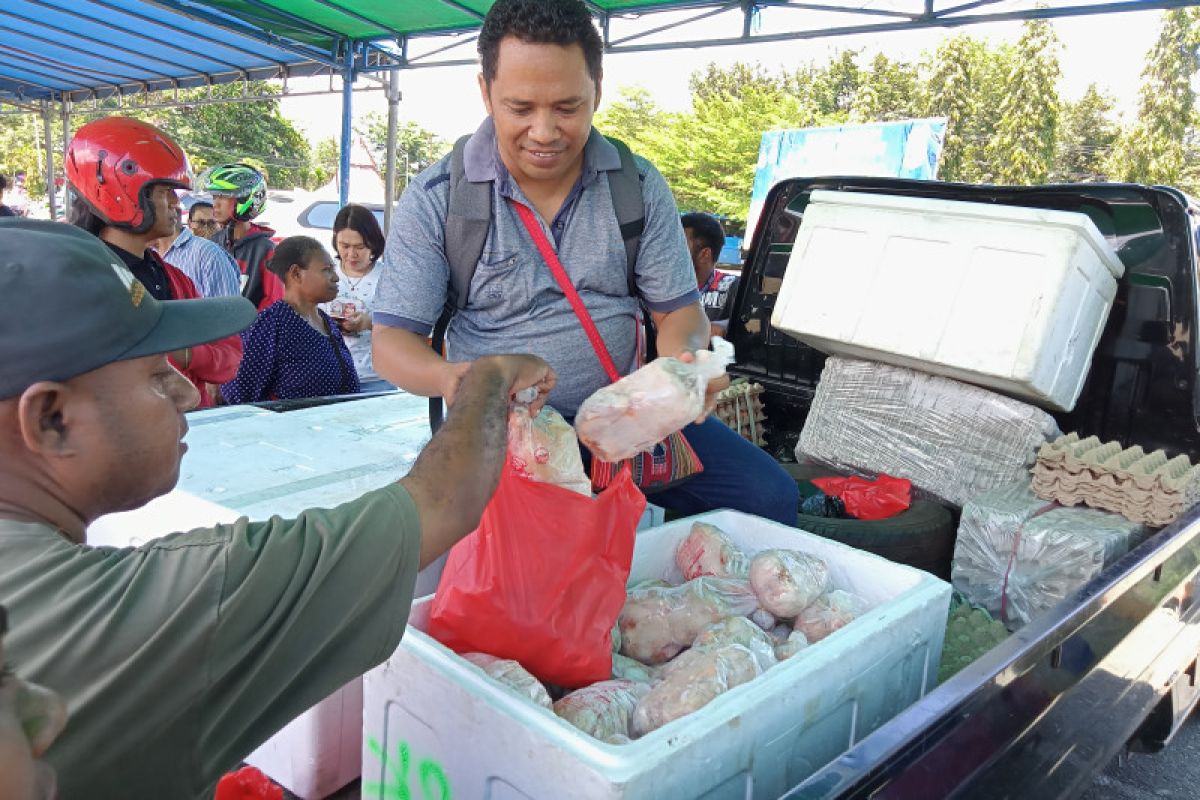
(0, 0), (796, 797)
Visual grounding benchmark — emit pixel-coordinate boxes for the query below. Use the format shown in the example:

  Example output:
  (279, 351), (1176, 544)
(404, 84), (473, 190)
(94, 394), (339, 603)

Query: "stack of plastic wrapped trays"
(951, 481), (1149, 627)
(797, 357), (1061, 507)
(938, 594), (1009, 684)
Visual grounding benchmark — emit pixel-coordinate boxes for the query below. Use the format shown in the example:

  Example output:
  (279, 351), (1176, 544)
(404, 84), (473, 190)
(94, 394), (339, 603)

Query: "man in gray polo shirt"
(374, 0), (798, 524)
(0, 219), (555, 796)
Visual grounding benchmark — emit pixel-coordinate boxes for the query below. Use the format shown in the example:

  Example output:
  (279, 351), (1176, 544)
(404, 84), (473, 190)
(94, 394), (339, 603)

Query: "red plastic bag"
(427, 462), (646, 688)
(214, 767), (283, 800)
(811, 474), (912, 521)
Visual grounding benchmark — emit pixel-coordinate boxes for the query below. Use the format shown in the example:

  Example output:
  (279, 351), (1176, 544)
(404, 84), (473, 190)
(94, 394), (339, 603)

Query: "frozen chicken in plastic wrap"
(793, 590), (871, 643)
(461, 653), (553, 710)
(508, 404), (591, 495)
(612, 653), (661, 684)
(675, 521), (750, 580)
(554, 679), (651, 743)
(618, 577), (761, 664)
(576, 338), (735, 461)
(692, 616), (778, 671)
(749, 549), (831, 618)
(631, 644), (761, 735)
(775, 631), (810, 660)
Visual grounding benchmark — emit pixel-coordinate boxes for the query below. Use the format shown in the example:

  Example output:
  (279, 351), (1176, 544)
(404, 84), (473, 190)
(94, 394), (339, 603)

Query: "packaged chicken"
(793, 590), (871, 643)
(508, 405), (591, 495)
(675, 522), (750, 581)
(554, 679), (651, 743)
(775, 631), (810, 660)
(692, 616), (778, 671)
(612, 653), (661, 684)
(575, 338), (735, 461)
(618, 577), (761, 665)
(748, 549), (831, 618)
(461, 653), (553, 710)
(631, 644), (761, 735)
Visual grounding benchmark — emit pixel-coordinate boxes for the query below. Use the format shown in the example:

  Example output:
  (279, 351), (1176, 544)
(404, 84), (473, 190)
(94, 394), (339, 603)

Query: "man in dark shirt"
(682, 211), (739, 337)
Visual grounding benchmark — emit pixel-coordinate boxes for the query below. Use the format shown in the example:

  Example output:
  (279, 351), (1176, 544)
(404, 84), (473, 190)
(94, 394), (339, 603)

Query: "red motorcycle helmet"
(65, 117), (191, 233)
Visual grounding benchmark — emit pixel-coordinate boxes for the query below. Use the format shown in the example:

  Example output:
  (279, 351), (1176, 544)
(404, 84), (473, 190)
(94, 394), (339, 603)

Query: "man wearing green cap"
(0, 219), (555, 798)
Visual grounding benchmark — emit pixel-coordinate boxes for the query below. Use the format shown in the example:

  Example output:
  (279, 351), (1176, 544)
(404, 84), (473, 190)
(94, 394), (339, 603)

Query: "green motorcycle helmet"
(204, 163), (267, 222)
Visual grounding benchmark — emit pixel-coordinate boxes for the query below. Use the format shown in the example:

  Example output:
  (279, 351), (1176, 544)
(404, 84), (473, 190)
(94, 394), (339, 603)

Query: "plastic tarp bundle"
(951, 482), (1148, 626)
(798, 357), (1060, 507)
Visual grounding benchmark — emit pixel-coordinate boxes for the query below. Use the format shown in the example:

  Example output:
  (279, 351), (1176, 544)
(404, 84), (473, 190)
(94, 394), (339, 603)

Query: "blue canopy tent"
(4, 0), (1200, 222)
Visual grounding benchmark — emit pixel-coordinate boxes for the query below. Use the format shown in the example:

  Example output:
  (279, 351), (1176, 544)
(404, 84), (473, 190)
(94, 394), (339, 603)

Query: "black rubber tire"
(781, 462), (957, 579)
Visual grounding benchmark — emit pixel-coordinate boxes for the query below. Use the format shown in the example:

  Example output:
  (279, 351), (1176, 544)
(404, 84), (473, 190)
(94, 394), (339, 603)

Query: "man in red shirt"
(65, 117), (243, 407)
(204, 163), (284, 311)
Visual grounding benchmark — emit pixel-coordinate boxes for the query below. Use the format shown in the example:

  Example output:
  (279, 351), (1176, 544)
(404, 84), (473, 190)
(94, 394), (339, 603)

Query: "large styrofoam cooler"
(770, 190), (1125, 411)
(363, 510), (951, 800)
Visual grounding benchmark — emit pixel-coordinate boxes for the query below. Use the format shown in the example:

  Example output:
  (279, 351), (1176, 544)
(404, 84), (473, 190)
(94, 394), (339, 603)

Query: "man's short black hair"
(187, 201), (213, 221)
(478, 0), (603, 88)
(682, 212), (725, 258)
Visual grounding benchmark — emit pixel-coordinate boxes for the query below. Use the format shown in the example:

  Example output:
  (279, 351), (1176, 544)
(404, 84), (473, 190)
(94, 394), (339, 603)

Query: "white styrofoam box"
(363, 510), (951, 800)
(245, 679), (363, 799)
(87, 392), (435, 799)
(770, 190), (1126, 411)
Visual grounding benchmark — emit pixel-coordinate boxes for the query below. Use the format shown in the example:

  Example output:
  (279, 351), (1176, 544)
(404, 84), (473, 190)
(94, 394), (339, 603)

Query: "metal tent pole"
(384, 69), (400, 234)
(338, 47), (353, 207)
(42, 100), (56, 220)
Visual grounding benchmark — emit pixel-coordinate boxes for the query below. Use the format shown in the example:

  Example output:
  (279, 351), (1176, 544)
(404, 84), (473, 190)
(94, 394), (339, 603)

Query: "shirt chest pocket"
(466, 250), (532, 322)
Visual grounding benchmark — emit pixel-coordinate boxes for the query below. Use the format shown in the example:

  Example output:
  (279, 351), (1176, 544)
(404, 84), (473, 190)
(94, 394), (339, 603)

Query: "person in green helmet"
(205, 163), (284, 311)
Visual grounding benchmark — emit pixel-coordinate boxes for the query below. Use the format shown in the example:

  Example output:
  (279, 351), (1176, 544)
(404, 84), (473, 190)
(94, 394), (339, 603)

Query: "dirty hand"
(677, 350), (729, 424)
(488, 354), (557, 414)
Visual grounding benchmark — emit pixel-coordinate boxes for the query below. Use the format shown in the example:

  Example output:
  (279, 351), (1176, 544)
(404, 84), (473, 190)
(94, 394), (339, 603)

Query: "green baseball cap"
(0, 218), (256, 398)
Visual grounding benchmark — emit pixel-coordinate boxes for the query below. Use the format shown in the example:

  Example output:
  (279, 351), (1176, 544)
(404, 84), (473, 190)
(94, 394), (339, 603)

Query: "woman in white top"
(323, 203), (394, 393)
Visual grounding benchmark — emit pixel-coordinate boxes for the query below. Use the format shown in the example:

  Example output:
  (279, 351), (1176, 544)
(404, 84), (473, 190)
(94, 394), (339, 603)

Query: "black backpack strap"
(445, 134), (492, 310)
(603, 135), (645, 297)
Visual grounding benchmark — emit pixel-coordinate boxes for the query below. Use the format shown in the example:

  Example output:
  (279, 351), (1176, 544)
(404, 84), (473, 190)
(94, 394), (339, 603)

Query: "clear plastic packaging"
(631, 644), (761, 736)
(748, 549), (831, 618)
(798, 357), (1060, 507)
(775, 631), (810, 661)
(554, 679), (651, 744)
(618, 577), (761, 665)
(691, 616), (778, 671)
(793, 590), (871, 643)
(675, 521), (750, 581)
(508, 405), (591, 495)
(575, 339), (735, 461)
(611, 653), (660, 685)
(951, 482), (1148, 627)
(461, 653), (553, 710)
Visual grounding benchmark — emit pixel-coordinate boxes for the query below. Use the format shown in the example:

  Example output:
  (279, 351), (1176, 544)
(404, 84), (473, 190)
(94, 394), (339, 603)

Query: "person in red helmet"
(65, 116), (243, 407)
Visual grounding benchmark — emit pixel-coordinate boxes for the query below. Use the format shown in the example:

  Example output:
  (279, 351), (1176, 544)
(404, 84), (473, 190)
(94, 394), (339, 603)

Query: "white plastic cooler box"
(363, 510), (951, 800)
(770, 190), (1126, 412)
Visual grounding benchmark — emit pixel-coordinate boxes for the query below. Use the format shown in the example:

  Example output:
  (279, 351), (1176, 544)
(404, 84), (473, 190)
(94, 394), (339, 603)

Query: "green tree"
(650, 74), (825, 219)
(985, 17), (1062, 184)
(593, 85), (668, 155)
(1107, 8), (1200, 191)
(923, 35), (1002, 182)
(809, 50), (863, 117)
(850, 53), (922, 123)
(357, 112), (449, 194)
(1053, 85), (1119, 182)
(0, 109), (56, 198)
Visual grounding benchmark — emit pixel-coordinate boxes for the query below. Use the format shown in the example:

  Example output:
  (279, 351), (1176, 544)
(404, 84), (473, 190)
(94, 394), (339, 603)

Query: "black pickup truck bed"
(726, 178), (1200, 799)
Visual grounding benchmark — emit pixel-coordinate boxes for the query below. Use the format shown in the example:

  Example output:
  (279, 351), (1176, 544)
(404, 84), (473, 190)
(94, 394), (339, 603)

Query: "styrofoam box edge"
(807, 189), (1125, 278)
(382, 510), (952, 791)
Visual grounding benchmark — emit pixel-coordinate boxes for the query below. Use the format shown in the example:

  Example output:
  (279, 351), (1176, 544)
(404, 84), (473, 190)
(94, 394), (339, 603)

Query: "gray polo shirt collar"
(463, 116), (621, 189)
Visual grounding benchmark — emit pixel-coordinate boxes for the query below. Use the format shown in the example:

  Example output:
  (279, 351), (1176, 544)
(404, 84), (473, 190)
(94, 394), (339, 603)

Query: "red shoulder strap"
(510, 199), (621, 383)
